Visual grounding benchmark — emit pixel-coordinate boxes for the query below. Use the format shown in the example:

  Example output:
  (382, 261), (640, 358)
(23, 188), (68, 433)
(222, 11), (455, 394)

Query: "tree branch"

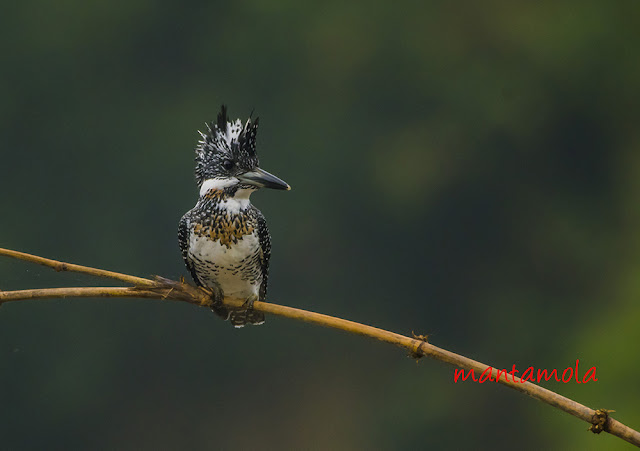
(0, 248), (156, 287)
(1, 247), (639, 447)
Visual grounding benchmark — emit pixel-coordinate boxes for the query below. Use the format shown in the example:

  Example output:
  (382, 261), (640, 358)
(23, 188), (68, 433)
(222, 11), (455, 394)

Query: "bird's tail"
(229, 308), (265, 328)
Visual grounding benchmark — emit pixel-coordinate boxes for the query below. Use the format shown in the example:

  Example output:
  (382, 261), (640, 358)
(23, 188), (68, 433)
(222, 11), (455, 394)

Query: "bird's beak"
(237, 168), (291, 190)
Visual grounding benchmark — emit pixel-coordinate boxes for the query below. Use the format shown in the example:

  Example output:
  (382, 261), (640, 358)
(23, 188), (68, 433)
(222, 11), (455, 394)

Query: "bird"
(178, 105), (290, 327)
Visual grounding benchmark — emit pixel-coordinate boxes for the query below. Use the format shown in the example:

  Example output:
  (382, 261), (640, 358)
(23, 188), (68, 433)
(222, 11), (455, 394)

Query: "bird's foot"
(202, 284), (229, 319)
(242, 294), (258, 310)
(199, 284), (222, 304)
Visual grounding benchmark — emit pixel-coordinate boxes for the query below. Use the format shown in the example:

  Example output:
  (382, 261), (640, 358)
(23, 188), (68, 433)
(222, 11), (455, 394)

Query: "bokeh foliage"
(1, 1), (639, 449)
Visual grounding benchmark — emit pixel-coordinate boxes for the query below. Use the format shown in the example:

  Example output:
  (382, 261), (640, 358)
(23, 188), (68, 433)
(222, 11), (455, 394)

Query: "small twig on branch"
(1, 247), (639, 447)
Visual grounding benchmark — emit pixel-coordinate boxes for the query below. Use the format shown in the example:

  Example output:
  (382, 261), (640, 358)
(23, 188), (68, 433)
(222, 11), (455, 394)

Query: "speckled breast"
(188, 213), (263, 299)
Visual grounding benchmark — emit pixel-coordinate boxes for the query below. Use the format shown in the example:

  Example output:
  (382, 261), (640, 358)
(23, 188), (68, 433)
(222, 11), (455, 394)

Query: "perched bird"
(178, 106), (290, 327)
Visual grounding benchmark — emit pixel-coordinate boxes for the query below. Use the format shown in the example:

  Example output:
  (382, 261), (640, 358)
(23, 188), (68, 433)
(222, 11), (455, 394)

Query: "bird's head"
(194, 105), (290, 197)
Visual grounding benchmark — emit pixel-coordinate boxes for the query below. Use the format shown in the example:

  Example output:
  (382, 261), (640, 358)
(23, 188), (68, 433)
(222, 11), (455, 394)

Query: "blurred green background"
(1, 1), (639, 449)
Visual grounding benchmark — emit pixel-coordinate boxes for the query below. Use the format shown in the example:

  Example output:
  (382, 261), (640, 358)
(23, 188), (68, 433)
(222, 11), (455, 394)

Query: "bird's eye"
(222, 159), (235, 171)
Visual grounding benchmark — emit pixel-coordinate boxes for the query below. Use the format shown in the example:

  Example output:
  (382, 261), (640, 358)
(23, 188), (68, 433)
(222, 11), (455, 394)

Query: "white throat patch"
(199, 178), (238, 196)
(199, 178), (256, 214)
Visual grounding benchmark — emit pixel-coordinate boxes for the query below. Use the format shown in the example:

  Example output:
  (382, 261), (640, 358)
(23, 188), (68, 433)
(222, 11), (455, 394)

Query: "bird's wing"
(178, 211), (203, 286)
(253, 206), (271, 302)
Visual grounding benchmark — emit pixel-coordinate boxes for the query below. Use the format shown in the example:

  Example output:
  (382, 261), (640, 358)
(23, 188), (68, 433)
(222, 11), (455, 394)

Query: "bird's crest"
(195, 105), (260, 186)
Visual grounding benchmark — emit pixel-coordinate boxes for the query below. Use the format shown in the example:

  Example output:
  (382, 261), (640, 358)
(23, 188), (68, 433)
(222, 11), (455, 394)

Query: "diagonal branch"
(1, 247), (639, 447)
(0, 286), (160, 301)
(0, 248), (156, 287)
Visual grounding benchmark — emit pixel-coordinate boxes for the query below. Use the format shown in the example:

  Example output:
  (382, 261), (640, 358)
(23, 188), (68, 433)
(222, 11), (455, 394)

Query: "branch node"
(412, 331), (430, 342)
(408, 331), (429, 360)
(589, 409), (615, 434)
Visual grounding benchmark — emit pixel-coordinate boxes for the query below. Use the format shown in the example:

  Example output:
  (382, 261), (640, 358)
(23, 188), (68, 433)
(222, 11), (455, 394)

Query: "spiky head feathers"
(194, 105), (260, 186)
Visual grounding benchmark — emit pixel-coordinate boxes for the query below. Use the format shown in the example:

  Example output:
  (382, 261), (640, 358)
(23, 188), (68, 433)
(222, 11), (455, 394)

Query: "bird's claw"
(242, 294), (258, 310)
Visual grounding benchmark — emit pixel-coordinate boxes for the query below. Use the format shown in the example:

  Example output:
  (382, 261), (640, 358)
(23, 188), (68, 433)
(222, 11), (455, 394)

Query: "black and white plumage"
(179, 106), (290, 327)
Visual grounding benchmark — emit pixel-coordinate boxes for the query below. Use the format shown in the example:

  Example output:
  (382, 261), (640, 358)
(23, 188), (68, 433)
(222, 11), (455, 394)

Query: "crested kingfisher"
(178, 106), (290, 327)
